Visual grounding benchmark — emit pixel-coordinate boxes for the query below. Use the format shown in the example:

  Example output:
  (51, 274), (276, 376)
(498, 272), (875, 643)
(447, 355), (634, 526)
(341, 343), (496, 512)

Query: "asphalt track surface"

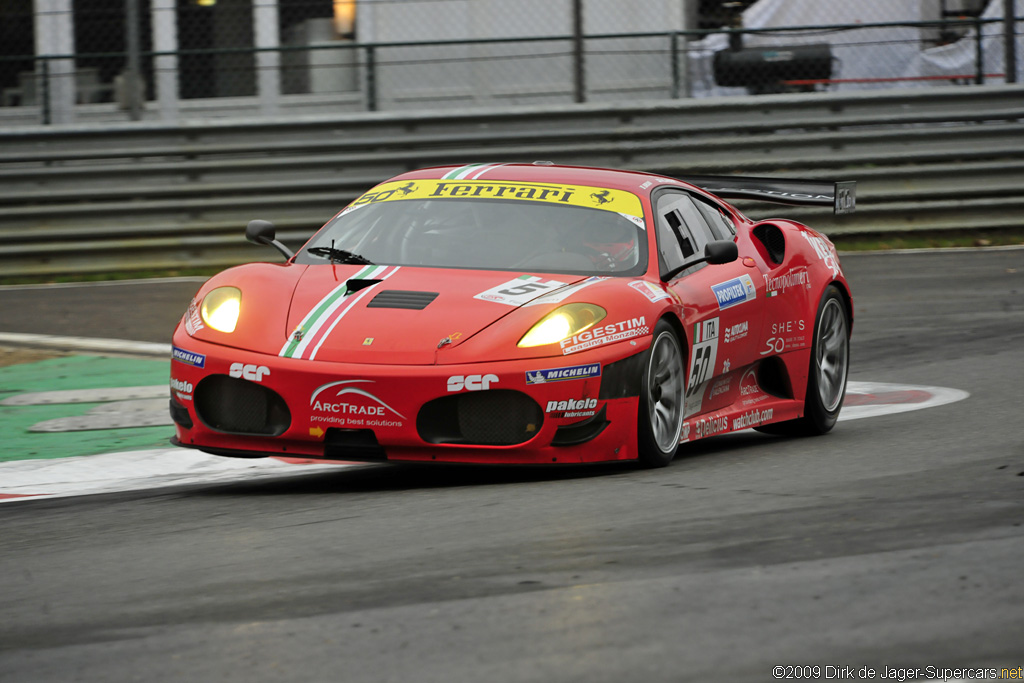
(1, 249), (1022, 683)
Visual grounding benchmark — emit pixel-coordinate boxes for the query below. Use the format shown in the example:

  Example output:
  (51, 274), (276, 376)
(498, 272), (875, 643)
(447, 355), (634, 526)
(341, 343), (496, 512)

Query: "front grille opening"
(417, 390), (543, 446)
(324, 428), (388, 462)
(194, 375), (291, 436)
(169, 395), (193, 429)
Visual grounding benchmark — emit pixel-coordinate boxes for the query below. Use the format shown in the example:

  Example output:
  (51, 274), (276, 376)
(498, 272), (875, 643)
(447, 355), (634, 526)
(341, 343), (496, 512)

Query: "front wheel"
(637, 320), (686, 467)
(758, 285), (850, 436)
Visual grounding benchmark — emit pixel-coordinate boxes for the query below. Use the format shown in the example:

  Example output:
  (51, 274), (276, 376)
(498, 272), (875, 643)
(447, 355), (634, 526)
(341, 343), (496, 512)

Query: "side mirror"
(662, 239), (739, 282)
(703, 239), (739, 265)
(245, 220), (294, 260)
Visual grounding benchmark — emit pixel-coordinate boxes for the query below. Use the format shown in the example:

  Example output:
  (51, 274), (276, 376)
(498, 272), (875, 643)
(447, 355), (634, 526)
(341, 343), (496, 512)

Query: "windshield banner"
(346, 180), (645, 220)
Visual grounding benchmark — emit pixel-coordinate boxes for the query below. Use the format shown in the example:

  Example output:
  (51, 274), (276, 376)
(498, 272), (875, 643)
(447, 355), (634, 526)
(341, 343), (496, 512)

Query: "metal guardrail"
(1, 85), (1022, 277)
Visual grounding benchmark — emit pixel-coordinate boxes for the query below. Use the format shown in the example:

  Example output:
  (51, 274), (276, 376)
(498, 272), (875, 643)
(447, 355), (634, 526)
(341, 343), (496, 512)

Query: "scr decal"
(526, 363), (601, 384)
(560, 317), (648, 355)
(229, 363), (270, 382)
(711, 275), (757, 310)
(172, 346), (206, 368)
(475, 275), (568, 307)
(447, 374), (498, 392)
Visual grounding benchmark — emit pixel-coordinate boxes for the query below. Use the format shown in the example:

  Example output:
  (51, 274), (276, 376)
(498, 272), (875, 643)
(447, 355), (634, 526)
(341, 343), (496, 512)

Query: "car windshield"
(296, 186), (647, 276)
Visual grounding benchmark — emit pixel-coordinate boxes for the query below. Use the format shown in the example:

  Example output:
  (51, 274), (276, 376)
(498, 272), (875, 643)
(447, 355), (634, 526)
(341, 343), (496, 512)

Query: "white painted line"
(840, 381), (970, 421)
(1, 385), (168, 406)
(0, 448), (358, 503)
(0, 332), (170, 358)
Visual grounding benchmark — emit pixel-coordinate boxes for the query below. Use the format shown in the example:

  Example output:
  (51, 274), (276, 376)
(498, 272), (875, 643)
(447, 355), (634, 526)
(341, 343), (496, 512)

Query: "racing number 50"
(687, 345), (713, 397)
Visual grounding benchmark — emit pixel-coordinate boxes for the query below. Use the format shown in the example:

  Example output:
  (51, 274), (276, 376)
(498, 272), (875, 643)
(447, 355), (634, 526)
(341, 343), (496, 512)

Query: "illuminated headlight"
(517, 303), (606, 348)
(200, 287), (241, 333)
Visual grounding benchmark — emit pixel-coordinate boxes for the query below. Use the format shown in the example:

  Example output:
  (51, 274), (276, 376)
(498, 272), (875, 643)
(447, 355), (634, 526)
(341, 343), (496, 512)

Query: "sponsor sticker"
(447, 374), (499, 392)
(629, 280), (672, 303)
(560, 316), (648, 355)
(170, 377), (193, 401)
(724, 321), (749, 343)
(711, 275), (757, 310)
(229, 363), (270, 382)
(733, 408), (774, 430)
(172, 346), (206, 368)
(344, 179), (645, 221)
(526, 363), (601, 385)
(545, 397), (599, 419)
(184, 297), (204, 336)
(309, 380), (405, 428)
(764, 266), (810, 298)
(802, 230), (842, 278)
(475, 275), (568, 307)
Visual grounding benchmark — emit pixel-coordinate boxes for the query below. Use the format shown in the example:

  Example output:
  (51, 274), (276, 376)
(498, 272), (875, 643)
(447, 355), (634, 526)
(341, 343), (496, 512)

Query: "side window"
(694, 198), (736, 239)
(656, 192), (717, 279)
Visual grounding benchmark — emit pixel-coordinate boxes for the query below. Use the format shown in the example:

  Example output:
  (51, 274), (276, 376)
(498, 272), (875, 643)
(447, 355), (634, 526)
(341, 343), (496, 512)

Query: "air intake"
(366, 290), (439, 310)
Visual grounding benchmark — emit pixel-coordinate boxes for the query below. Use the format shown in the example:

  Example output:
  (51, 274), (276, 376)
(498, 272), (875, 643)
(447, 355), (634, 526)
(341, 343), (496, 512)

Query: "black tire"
(637, 320), (686, 467)
(756, 284), (850, 436)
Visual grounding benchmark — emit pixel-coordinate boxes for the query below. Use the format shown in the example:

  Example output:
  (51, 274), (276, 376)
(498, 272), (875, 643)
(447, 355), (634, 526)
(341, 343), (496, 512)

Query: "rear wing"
(679, 175), (856, 215)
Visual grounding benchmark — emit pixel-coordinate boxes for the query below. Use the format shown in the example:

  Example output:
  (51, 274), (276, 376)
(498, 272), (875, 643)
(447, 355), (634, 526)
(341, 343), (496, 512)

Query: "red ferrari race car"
(169, 163), (854, 467)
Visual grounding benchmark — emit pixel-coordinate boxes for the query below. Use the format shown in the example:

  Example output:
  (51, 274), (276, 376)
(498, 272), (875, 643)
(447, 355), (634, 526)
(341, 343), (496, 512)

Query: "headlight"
(200, 287), (241, 333)
(517, 303), (606, 348)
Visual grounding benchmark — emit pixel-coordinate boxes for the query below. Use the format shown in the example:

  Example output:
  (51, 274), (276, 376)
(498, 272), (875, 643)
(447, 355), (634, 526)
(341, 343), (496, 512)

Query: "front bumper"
(169, 328), (650, 465)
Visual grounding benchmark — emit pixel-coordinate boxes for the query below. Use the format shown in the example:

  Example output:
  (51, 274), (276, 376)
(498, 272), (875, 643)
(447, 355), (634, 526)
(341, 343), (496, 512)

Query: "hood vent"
(366, 290), (439, 310)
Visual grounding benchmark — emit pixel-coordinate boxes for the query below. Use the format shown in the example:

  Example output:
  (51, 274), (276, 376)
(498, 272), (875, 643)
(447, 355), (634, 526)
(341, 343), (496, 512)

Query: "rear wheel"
(637, 320), (685, 467)
(757, 285), (850, 436)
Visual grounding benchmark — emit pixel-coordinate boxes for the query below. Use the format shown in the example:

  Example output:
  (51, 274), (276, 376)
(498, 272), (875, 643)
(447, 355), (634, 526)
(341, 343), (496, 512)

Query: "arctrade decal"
(546, 397), (599, 419)
(345, 179), (646, 220)
(560, 317), (648, 355)
(309, 379), (405, 428)
(475, 275), (568, 307)
(172, 346), (206, 368)
(526, 363), (601, 385)
(764, 266), (810, 298)
(711, 275), (757, 310)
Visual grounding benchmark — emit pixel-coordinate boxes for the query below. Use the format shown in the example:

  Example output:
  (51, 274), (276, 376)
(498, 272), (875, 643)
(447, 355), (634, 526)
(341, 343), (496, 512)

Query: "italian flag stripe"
(279, 264), (382, 358)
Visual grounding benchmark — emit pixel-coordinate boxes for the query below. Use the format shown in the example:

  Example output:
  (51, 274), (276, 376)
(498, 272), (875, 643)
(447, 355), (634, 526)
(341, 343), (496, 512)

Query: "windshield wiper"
(306, 246), (373, 265)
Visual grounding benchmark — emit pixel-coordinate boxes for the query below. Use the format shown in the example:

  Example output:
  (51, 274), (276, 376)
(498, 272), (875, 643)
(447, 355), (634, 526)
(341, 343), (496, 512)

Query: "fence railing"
(1, 13), (1020, 127)
(1, 85), (1022, 278)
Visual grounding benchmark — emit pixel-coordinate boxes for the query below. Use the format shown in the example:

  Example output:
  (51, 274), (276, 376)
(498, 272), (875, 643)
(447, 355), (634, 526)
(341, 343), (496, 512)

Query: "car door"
(653, 189), (765, 421)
